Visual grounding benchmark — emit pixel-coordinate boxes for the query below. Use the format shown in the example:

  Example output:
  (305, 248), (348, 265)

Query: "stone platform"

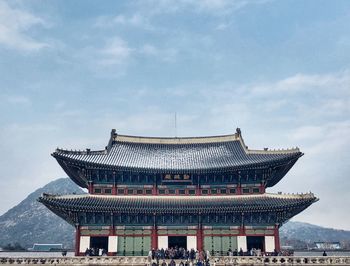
(1, 256), (350, 265)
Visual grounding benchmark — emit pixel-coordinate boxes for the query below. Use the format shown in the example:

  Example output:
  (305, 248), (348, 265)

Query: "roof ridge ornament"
(106, 129), (117, 151)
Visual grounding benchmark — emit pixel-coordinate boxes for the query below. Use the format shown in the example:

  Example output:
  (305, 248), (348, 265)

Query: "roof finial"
(236, 128), (241, 137)
(111, 129), (116, 137)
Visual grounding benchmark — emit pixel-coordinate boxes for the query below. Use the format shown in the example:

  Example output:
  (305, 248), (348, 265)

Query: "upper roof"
(53, 128), (302, 174)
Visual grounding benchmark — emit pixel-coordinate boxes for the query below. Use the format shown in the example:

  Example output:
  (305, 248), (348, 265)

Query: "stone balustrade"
(1, 256), (350, 265)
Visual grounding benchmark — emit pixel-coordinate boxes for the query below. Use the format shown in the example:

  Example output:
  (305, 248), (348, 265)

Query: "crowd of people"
(147, 247), (282, 265)
(226, 247), (279, 257)
(84, 247), (107, 256)
(148, 247), (210, 260)
(148, 247), (211, 266)
(83, 245), (281, 260)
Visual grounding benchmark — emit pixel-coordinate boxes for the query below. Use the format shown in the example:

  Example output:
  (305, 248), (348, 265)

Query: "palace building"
(39, 128), (317, 256)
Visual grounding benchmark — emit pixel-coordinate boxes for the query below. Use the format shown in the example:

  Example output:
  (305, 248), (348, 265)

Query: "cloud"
(98, 37), (133, 66)
(139, 44), (177, 62)
(6, 95), (31, 105)
(248, 70), (350, 96)
(0, 1), (48, 51)
(93, 0), (270, 34)
(78, 38), (177, 77)
(289, 121), (350, 155)
(94, 13), (152, 30)
(135, 0), (265, 16)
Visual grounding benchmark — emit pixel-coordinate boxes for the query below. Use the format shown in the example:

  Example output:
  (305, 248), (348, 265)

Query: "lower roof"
(38, 193), (317, 214)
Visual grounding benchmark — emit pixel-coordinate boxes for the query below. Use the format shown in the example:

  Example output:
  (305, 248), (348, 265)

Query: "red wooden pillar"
(151, 226), (158, 250)
(109, 225), (115, 235)
(274, 224), (280, 252)
(196, 214), (203, 251)
(152, 184), (157, 195)
(238, 225), (245, 236)
(196, 175), (200, 196)
(88, 182), (93, 194)
(259, 183), (265, 194)
(237, 185), (242, 195)
(75, 225), (80, 256)
(151, 214), (158, 250)
(112, 172), (117, 195)
(112, 185), (117, 195)
(196, 225), (203, 251)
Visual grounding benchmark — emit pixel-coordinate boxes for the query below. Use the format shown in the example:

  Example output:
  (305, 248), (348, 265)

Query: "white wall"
(158, 236), (168, 249)
(187, 236), (197, 250)
(108, 236), (118, 253)
(264, 236), (275, 252)
(237, 236), (247, 252)
(79, 236), (90, 253)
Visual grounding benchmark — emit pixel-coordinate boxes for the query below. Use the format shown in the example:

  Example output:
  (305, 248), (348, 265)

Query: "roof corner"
(107, 129), (117, 150)
(235, 127), (241, 137)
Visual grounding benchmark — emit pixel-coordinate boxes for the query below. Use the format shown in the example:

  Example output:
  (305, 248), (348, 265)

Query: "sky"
(0, 0), (349, 230)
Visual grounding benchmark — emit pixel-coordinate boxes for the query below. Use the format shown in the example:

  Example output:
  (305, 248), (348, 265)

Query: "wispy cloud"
(0, 1), (48, 51)
(135, 0), (266, 16)
(78, 37), (177, 76)
(247, 71), (350, 96)
(139, 44), (177, 62)
(94, 13), (153, 30)
(98, 37), (133, 66)
(6, 95), (31, 105)
(93, 0), (270, 33)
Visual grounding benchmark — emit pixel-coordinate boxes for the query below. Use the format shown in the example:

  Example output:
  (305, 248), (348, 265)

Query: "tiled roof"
(38, 193), (317, 214)
(53, 129), (302, 174)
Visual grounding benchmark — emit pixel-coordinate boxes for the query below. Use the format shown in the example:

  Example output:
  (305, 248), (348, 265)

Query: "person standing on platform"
(205, 250), (210, 261)
(190, 249), (195, 262)
(195, 250), (199, 261)
(148, 250), (153, 266)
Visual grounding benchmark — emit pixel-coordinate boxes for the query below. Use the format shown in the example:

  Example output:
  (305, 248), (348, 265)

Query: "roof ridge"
(236, 133), (300, 155)
(114, 133), (238, 144)
(54, 148), (107, 155)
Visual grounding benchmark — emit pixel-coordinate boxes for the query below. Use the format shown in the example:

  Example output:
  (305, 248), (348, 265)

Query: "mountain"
(281, 221), (350, 242)
(280, 221), (350, 249)
(1, 178), (350, 250)
(0, 178), (84, 249)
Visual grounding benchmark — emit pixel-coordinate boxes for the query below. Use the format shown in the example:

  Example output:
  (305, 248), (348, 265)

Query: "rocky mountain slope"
(0, 178), (84, 249)
(281, 221), (350, 243)
(280, 221), (350, 249)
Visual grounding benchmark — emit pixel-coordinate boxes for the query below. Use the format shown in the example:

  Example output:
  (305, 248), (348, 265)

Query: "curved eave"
(38, 198), (77, 226)
(38, 193), (318, 216)
(266, 152), (304, 187)
(53, 151), (302, 173)
(53, 154), (88, 188)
